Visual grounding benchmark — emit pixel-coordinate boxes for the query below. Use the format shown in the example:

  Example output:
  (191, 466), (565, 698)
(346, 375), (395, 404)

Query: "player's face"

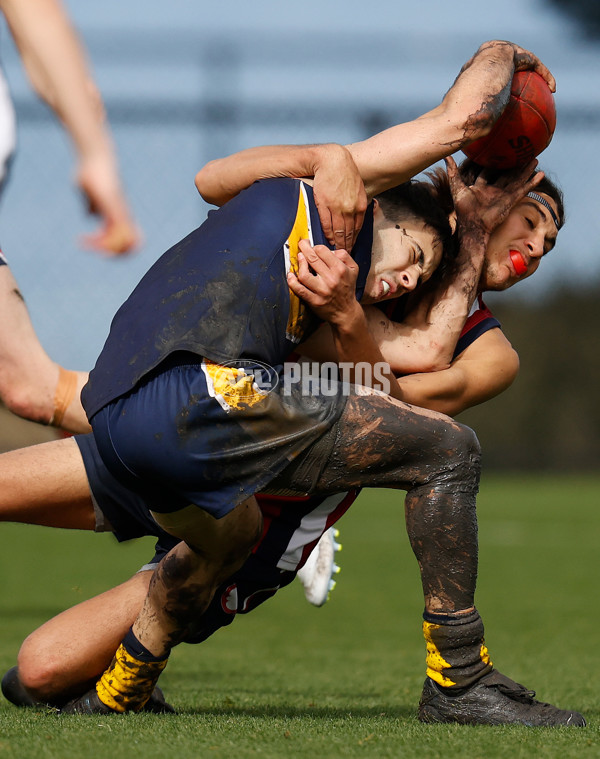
(480, 192), (559, 291)
(361, 206), (443, 304)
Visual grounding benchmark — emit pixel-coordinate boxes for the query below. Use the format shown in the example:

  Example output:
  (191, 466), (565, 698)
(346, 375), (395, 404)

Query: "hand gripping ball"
(463, 71), (556, 169)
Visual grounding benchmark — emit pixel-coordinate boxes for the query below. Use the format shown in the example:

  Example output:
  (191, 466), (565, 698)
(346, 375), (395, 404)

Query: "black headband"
(526, 192), (560, 230)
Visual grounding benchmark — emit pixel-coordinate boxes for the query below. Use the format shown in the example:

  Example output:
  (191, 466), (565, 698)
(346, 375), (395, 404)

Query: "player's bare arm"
(196, 143), (367, 252)
(196, 143), (324, 205)
(395, 327), (519, 416)
(297, 310), (518, 414)
(0, 0), (138, 254)
(196, 41), (553, 249)
(345, 159), (545, 375)
(348, 40), (554, 198)
(196, 41), (555, 207)
(386, 157), (546, 370)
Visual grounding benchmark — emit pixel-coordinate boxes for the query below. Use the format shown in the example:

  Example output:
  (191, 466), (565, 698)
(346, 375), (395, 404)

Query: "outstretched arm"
(0, 0), (138, 254)
(349, 40), (554, 198)
(196, 40), (554, 221)
(197, 143), (368, 252)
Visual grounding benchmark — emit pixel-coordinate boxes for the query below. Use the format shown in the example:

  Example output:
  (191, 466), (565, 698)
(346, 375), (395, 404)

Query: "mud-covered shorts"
(88, 353), (347, 520)
(75, 429), (357, 568)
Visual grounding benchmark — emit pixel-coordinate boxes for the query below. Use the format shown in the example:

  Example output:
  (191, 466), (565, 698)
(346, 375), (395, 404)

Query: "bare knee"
(155, 497), (263, 579)
(218, 498), (263, 573)
(18, 636), (66, 700)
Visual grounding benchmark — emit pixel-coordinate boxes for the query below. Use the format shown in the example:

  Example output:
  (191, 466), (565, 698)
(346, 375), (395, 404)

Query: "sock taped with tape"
(95, 628), (169, 713)
(423, 608), (493, 689)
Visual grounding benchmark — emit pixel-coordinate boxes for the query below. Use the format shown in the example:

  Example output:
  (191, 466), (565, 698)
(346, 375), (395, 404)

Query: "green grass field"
(1, 474), (599, 758)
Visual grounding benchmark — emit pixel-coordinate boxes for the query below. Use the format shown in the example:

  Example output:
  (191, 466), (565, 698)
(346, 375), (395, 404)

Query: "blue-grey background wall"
(0, 0), (598, 370)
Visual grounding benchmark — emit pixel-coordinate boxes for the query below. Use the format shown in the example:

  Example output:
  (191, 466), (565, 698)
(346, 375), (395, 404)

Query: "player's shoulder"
(226, 177), (310, 233)
(237, 177), (304, 207)
(453, 296), (502, 359)
(463, 296), (498, 331)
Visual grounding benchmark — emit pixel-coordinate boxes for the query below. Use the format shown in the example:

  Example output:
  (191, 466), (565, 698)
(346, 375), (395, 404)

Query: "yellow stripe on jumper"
(284, 183), (314, 344)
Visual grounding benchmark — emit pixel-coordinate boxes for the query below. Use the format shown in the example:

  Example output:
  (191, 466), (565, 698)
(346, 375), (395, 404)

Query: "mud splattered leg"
(64, 497), (263, 713)
(277, 388), (491, 691)
(293, 389), (481, 613)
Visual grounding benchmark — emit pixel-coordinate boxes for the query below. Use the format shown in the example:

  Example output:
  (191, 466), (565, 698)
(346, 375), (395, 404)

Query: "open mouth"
(381, 280), (391, 296)
(509, 250), (527, 276)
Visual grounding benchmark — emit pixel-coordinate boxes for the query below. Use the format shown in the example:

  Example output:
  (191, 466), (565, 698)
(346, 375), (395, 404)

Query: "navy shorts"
(76, 432), (179, 554)
(89, 353), (345, 519)
(76, 430), (357, 571)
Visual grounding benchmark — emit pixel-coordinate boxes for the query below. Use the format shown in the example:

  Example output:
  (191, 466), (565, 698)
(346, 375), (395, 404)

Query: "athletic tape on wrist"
(49, 367), (78, 428)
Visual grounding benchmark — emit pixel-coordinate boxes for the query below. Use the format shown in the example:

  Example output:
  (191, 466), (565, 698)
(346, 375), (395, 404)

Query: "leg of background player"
(0, 266), (90, 434)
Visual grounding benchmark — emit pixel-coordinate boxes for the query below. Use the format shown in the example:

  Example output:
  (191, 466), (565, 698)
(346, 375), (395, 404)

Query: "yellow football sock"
(95, 643), (168, 713)
(423, 608), (493, 689)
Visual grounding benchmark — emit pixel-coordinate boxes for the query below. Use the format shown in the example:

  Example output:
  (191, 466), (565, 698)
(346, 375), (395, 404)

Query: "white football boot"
(296, 527), (342, 607)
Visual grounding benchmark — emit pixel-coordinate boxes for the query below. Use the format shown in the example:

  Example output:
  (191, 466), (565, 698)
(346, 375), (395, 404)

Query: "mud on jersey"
(83, 178), (373, 419)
